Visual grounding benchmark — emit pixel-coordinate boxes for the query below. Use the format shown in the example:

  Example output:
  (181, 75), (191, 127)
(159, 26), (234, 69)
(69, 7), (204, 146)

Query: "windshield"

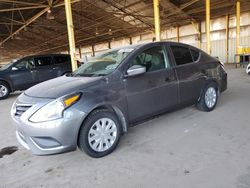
(72, 47), (134, 77)
(0, 61), (14, 70)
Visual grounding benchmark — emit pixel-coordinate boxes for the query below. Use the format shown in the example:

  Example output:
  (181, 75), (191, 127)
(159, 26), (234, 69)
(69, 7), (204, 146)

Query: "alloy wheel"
(205, 87), (217, 108)
(0, 84), (8, 97)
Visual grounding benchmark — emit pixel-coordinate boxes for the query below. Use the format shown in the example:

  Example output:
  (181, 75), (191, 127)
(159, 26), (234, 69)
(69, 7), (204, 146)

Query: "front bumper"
(11, 93), (86, 155)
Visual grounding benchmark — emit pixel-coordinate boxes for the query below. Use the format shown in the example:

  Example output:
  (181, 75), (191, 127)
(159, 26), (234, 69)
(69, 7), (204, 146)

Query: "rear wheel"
(0, 81), (10, 100)
(197, 82), (218, 112)
(78, 109), (121, 158)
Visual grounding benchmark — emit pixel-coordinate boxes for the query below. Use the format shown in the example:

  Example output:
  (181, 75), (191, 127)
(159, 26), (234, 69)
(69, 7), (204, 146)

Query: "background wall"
(77, 11), (250, 63)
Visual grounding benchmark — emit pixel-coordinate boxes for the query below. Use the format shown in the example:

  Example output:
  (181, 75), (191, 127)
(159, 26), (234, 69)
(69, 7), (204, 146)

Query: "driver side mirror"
(11, 67), (18, 71)
(126, 65), (146, 77)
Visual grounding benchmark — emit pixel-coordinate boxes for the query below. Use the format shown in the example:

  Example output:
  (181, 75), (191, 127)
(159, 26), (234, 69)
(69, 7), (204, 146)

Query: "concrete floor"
(1, 68), (250, 188)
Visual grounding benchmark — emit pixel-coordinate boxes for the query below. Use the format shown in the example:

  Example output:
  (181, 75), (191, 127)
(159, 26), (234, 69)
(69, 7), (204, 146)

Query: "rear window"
(170, 45), (193, 66)
(190, 49), (200, 62)
(54, 56), (70, 64)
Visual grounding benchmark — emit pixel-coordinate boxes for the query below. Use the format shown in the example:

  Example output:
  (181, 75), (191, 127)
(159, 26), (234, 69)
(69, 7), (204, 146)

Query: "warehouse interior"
(1, 1), (250, 188)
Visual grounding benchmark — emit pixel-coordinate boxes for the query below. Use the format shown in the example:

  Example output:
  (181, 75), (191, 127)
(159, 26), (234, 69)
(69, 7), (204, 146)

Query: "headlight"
(29, 93), (81, 123)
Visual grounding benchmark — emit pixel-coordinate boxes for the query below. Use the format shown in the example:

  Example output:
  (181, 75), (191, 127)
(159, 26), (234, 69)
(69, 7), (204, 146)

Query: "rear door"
(53, 55), (71, 75)
(124, 45), (179, 123)
(9, 58), (38, 90)
(34, 56), (57, 82)
(169, 44), (204, 105)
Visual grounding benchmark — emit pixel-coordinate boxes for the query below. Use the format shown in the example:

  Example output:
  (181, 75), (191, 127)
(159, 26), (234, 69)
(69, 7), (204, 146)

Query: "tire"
(78, 109), (121, 158)
(246, 63), (250, 75)
(197, 82), (218, 112)
(0, 81), (10, 100)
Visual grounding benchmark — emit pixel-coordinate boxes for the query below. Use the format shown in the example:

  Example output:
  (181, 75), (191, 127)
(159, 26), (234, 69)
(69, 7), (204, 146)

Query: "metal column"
(198, 22), (202, 49)
(225, 15), (229, 63)
(177, 26), (180, 42)
(236, 0), (241, 57)
(205, 0), (211, 54)
(65, 0), (77, 71)
(79, 45), (82, 59)
(153, 0), (161, 41)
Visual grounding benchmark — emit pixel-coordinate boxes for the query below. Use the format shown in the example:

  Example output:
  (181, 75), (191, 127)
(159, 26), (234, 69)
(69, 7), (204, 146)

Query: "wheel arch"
(0, 78), (13, 92)
(77, 104), (128, 146)
(198, 78), (219, 102)
(88, 104), (128, 133)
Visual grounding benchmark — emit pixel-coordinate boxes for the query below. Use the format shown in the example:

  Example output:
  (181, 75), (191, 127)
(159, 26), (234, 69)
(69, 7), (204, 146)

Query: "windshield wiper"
(72, 73), (106, 77)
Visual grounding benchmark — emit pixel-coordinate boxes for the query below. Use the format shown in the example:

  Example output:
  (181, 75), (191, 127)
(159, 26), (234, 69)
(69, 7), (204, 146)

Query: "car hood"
(24, 75), (103, 99)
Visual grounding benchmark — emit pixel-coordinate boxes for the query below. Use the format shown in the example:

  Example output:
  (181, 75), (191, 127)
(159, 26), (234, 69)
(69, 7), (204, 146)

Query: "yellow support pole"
(153, 0), (161, 41)
(177, 26), (180, 42)
(205, 0), (211, 54)
(225, 15), (229, 63)
(64, 0), (77, 71)
(236, 0), (241, 57)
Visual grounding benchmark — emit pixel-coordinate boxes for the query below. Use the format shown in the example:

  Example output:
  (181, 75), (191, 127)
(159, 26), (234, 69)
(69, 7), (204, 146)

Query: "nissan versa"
(11, 42), (227, 158)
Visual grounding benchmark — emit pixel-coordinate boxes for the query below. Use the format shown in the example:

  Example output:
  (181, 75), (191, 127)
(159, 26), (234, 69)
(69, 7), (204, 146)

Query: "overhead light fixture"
(95, 28), (99, 35)
(108, 28), (112, 35)
(46, 8), (55, 20)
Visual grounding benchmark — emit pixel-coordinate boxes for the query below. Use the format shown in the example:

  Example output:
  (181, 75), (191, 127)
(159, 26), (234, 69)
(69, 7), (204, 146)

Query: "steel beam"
(64, 0), (77, 71)
(153, 0), (161, 41)
(0, 0), (43, 6)
(0, 5), (47, 12)
(205, 0), (211, 54)
(0, 7), (50, 46)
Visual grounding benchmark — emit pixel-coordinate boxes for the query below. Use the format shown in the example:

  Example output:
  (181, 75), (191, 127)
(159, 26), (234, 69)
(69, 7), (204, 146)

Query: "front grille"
(15, 104), (32, 117)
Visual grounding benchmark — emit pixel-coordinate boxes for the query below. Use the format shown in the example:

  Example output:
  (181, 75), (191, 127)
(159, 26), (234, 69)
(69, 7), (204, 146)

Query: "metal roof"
(0, 0), (250, 61)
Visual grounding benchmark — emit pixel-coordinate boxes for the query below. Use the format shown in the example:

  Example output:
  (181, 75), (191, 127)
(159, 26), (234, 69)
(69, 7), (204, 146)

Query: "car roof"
(20, 53), (70, 59)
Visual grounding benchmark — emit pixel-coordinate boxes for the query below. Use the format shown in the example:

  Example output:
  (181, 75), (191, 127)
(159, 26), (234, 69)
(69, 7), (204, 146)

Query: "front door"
(124, 45), (179, 123)
(10, 58), (38, 90)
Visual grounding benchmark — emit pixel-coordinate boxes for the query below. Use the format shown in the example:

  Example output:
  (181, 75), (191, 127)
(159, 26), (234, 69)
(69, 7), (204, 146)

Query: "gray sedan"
(11, 42), (227, 158)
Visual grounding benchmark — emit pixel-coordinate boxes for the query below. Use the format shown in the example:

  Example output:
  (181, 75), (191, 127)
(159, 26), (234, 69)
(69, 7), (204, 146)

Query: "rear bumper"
(220, 71), (227, 93)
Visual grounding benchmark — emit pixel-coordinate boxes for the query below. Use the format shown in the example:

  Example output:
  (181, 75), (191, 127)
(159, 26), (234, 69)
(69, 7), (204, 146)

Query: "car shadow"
(8, 91), (22, 99)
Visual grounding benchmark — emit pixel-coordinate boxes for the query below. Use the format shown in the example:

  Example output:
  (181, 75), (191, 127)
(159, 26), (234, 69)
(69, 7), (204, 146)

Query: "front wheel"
(197, 82), (218, 112)
(78, 109), (121, 158)
(0, 81), (10, 100)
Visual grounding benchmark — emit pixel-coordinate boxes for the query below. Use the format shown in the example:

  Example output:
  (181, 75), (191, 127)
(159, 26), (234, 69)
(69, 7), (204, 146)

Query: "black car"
(11, 42), (227, 158)
(0, 54), (72, 99)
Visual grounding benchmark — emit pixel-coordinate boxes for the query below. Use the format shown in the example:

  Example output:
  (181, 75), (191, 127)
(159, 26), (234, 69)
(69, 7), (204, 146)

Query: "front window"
(14, 59), (35, 70)
(0, 59), (18, 70)
(72, 47), (134, 77)
(130, 46), (169, 72)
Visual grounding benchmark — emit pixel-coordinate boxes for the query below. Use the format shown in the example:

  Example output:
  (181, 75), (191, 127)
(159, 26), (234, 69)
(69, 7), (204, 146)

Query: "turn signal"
(63, 94), (81, 107)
